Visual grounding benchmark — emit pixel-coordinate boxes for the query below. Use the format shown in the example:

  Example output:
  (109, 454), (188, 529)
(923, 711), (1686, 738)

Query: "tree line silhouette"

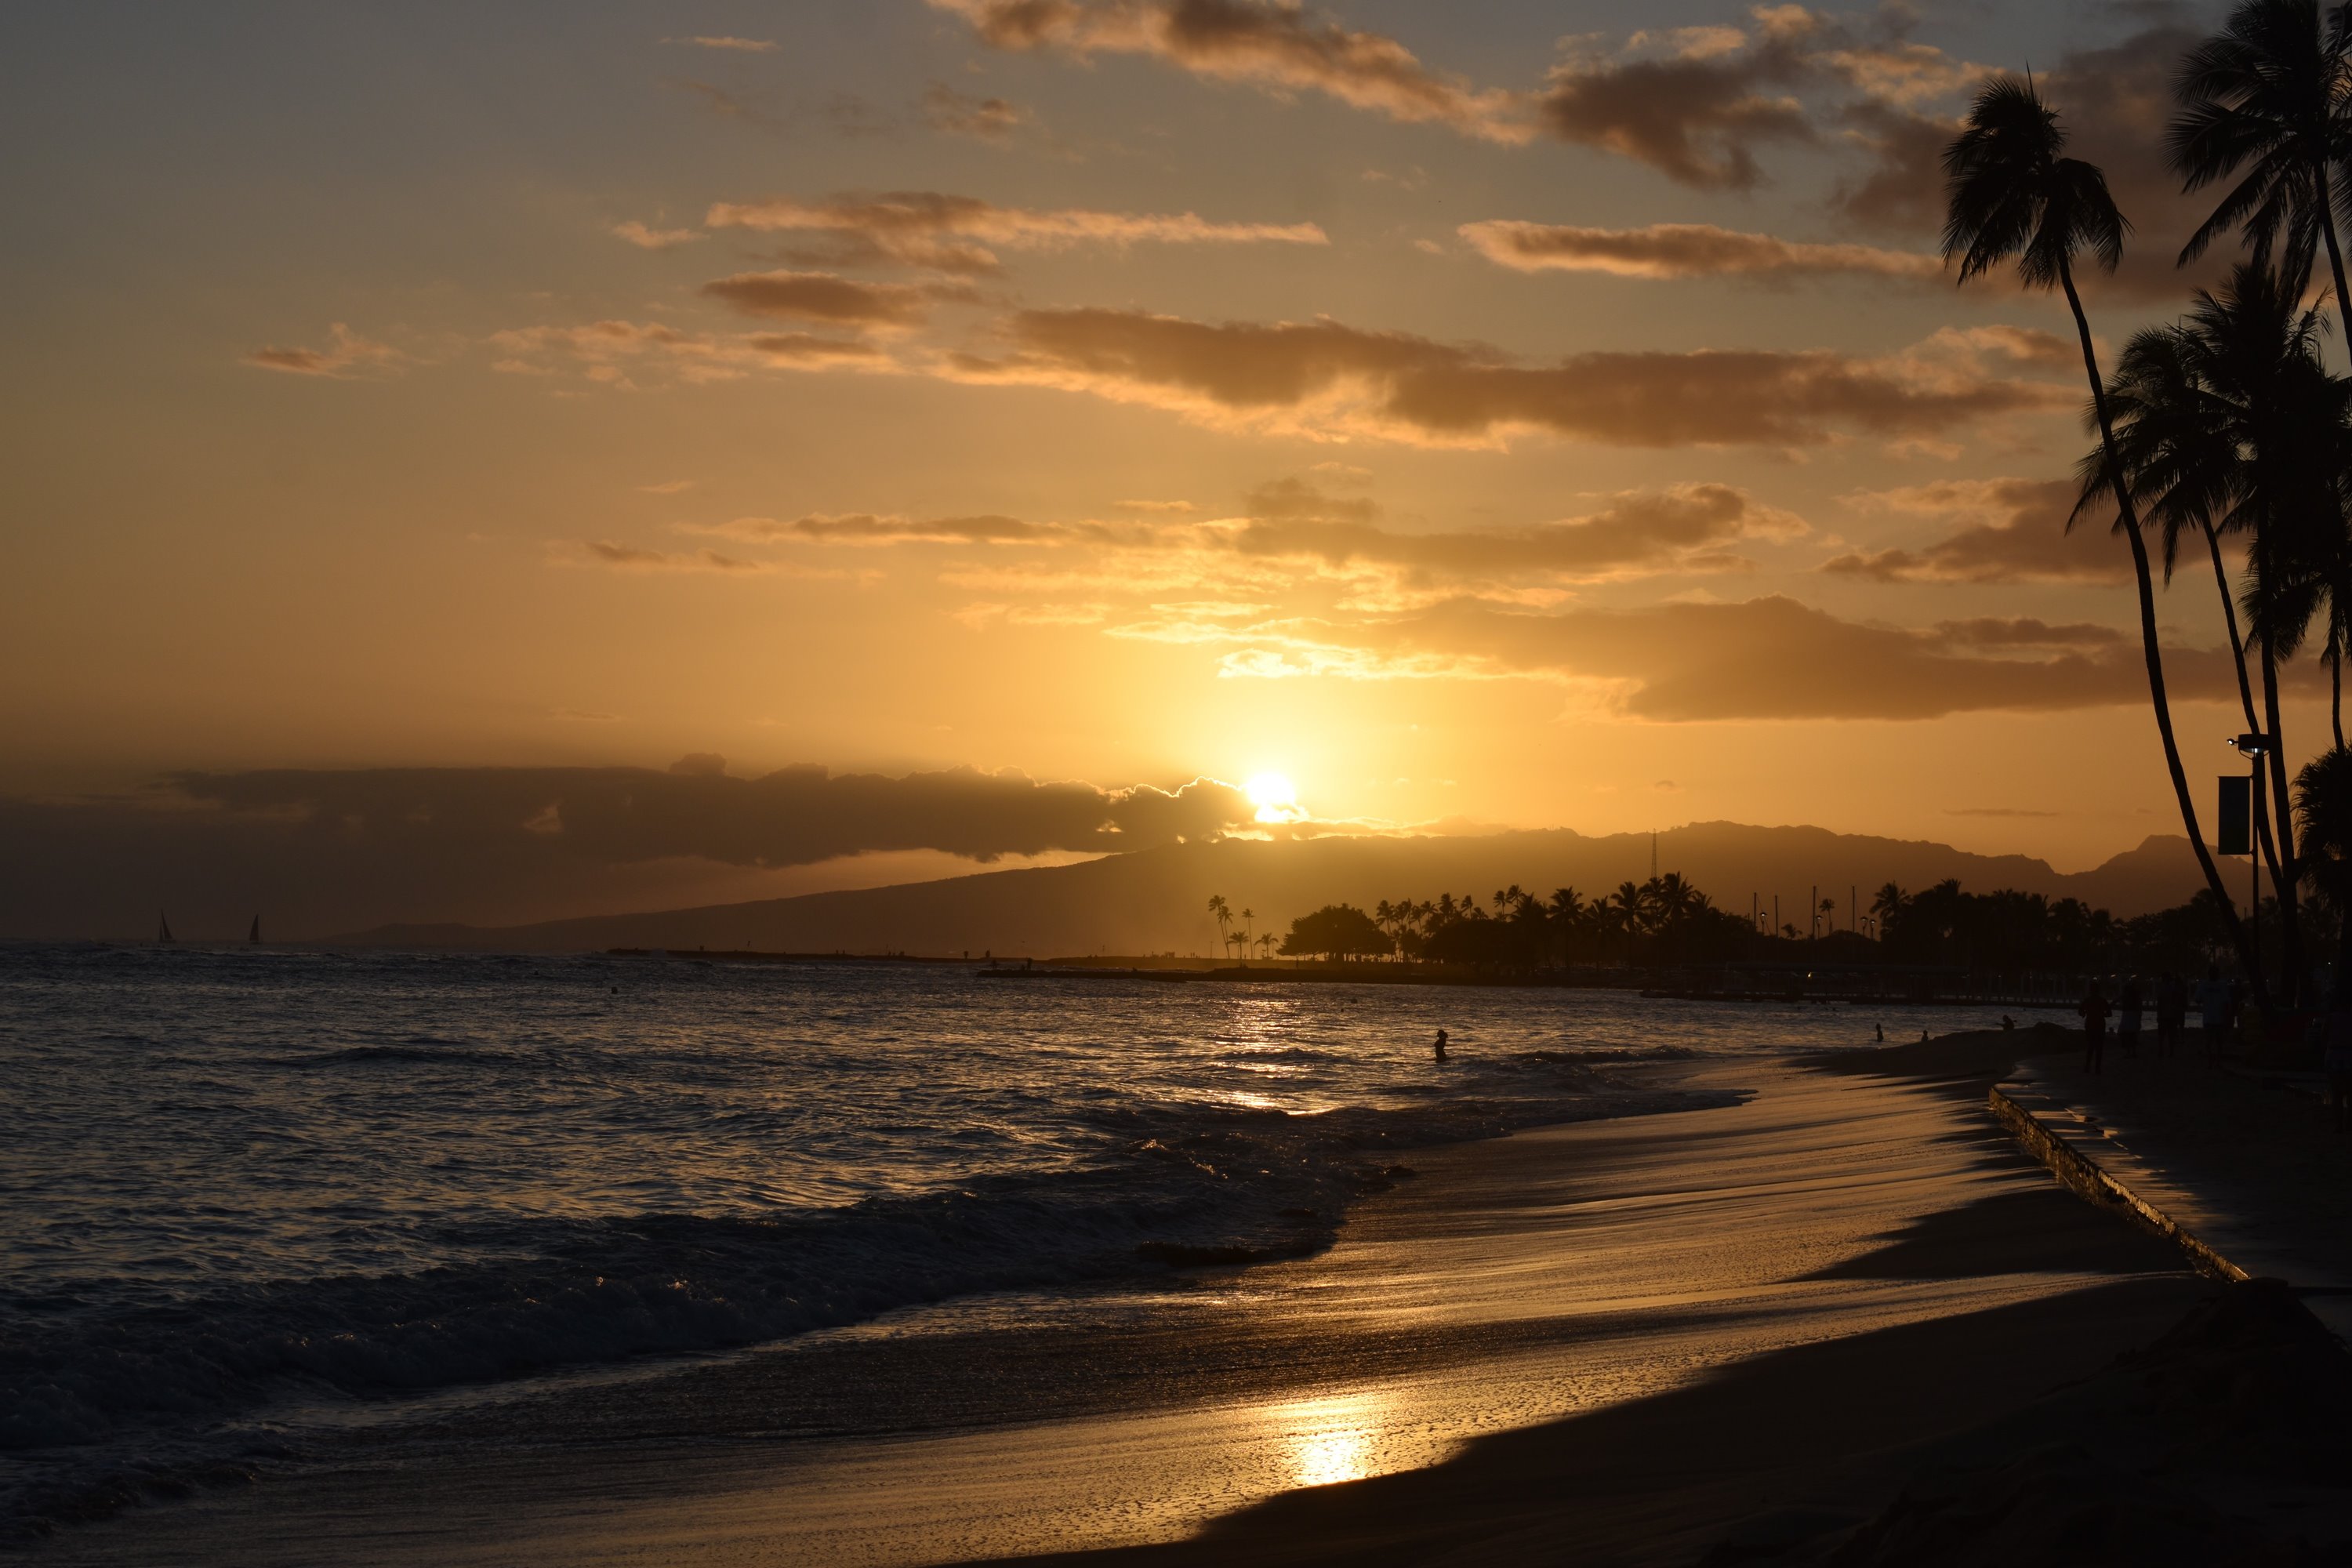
(1947, 0), (2352, 1011)
(1221, 872), (2307, 978)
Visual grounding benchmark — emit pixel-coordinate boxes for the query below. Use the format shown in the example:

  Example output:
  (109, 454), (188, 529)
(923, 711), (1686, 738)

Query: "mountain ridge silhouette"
(324, 822), (2230, 955)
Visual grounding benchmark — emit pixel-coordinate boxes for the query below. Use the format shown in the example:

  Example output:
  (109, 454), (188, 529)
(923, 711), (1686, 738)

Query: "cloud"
(1829, 100), (1958, 233)
(924, 82), (1032, 141)
(1537, 44), (1816, 190)
(574, 541), (769, 573)
(1831, 24), (2220, 300)
(1180, 594), (2259, 720)
(0, 766), (1261, 937)
(486, 318), (884, 386)
(706, 189), (1327, 274)
(699, 269), (950, 328)
(242, 323), (405, 378)
(1458, 220), (1940, 281)
(611, 220), (702, 249)
(928, 0), (1530, 143)
(1225, 478), (1806, 583)
(1822, 478), (2129, 585)
(637, 479), (695, 495)
(697, 513), (1058, 545)
(666, 35), (778, 53)
(939, 307), (2072, 448)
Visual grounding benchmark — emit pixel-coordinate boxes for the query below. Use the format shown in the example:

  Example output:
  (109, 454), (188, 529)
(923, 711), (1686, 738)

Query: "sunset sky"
(4, 0), (2310, 930)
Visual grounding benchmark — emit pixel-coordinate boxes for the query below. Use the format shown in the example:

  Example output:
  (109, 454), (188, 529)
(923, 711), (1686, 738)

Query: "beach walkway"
(1998, 1042), (2352, 1338)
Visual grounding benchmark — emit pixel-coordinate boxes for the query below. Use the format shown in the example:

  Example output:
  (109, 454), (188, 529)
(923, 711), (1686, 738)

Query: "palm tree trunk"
(2206, 523), (2290, 892)
(2258, 628), (2306, 1003)
(2319, 167), (2352, 358)
(2335, 632), (2345, 749)
(2062, 261), (2267, 996)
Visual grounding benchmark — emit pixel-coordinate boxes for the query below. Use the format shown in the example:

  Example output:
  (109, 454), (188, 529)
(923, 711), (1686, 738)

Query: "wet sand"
(31, 1054), (2211, 1566)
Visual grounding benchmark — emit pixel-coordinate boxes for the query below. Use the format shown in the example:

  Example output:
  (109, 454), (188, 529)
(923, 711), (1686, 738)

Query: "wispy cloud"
(665, 35), (778, 53)
(706, 189), (1326, 274)
(936, 307), (2071, 449)
(1458, 220), (1940, 281)
(928, 0), (1530, 143)
(1822, 479), (2129, 585)
(242, 323), (405, 378)
(923, 82), (1032, 142)
(610, 220), (702, 250)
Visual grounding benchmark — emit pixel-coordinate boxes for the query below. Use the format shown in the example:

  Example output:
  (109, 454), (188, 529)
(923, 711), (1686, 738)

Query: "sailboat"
(157, 912), (173, 942)
(249, 916), (262, 945)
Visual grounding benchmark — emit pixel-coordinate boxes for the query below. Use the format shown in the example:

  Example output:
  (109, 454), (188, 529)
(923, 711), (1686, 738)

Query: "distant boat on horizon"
(157, 912), (172, 943)
(249, 916), (261, 945)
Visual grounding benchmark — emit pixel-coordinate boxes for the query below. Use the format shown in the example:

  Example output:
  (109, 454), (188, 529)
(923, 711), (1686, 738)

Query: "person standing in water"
(2078, 978), (2111, 1075)
(1432, 1029), (1448, 1062)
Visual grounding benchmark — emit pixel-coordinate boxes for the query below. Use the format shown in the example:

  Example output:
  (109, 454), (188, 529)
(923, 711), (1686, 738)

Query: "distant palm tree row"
(1946, 0), (2352, 1006)
(1208, 873), (2284, 975)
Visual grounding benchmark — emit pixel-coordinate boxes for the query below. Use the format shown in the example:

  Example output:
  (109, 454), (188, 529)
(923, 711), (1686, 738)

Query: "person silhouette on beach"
(1875, 1024), (1884, 1043)
(2117, 976), (2143, 1059)
(2078, 979), (2111, 1075)
(2156, 970), (2187, 1058)
(2196, 965), (2230, 1057)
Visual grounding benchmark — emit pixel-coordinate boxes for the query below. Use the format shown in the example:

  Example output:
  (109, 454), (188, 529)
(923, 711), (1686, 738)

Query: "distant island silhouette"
(322, 822), (2235, 956)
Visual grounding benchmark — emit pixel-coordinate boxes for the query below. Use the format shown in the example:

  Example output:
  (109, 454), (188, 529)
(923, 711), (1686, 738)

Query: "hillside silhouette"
(328, 822), (2233, 956)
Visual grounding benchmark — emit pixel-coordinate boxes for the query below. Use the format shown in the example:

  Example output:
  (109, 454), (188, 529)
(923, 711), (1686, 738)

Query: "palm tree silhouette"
(2296, 745), (2352, 974)
(1207, 894), (1231, 959)
(1945, 73), (2258, 986)
(2079, 264), (2340, 997)
(1239, 907), (1256, 960)
(2169, 0), (2352, 332)
(1548, 886), (1582, 966)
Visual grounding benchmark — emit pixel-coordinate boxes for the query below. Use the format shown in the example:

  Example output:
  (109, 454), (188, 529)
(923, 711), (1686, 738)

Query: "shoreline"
(29, 1044), (2219, 1566)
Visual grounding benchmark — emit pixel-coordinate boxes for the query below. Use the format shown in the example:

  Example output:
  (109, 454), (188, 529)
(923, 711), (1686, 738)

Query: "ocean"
(0, 943), (2020, 1542)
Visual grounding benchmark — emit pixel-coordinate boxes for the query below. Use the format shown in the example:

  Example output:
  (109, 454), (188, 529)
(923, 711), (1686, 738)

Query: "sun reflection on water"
(1276, 1392), (1386, 1489)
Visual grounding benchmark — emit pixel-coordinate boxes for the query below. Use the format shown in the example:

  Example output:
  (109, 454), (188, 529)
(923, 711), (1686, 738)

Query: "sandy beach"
(31, 1033), (2256, 1567)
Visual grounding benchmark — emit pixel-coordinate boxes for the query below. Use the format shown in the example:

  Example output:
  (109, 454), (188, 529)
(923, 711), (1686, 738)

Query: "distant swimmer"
(1433, 1029), (1449, 1062)
(1875, 1024), (1885, 1043)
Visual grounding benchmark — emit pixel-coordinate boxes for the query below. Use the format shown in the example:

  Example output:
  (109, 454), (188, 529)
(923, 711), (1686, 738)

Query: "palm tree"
(2295, 745), (2352, 973)
(1207, 894), (1231, 958)
(1946, 73), (2263, 992)
(2082, 265), (2349, 999)
(2168, 0), (2352, 336)
(1239, 906), (1256, 957)
(1610, 880), (1650, 938)
(2077, 302), (2292, 909)
(1548, 886), (1583, 967)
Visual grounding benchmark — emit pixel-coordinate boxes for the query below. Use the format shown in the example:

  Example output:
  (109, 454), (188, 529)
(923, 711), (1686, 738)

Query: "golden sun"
(1245, 771), (1305, 824)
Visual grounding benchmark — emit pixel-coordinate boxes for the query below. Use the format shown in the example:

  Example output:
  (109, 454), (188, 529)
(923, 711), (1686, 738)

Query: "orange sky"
(5, 0), (2307, 897)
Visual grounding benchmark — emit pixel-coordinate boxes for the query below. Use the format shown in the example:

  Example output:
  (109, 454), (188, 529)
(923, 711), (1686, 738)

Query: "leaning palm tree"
(1206, 894), (1231, 958)
(2079, 265), (2352, 1000)
(2077, 311), (2291, 898)
(1946, 73), (2262, 991)
(2168, 0), (2352, 333)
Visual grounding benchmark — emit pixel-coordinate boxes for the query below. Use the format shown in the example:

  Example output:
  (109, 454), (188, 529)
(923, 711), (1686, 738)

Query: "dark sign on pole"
(2218, 775), (2252, 855)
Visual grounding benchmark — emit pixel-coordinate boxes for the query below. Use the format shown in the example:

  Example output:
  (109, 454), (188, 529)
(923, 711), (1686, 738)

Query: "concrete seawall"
(1988, 1085), (2251, 1283)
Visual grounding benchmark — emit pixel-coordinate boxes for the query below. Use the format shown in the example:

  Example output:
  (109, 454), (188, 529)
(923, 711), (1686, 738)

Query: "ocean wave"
(1, 1072), (1709, 1483)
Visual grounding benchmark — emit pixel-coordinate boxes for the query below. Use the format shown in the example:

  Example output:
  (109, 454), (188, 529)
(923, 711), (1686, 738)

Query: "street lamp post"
(2228, 732), (2270, 1000)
